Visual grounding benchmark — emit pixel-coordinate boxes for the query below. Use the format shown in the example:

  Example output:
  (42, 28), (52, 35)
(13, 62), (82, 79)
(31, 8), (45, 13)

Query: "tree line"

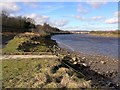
(2, 11), (35, 33)
(1, 10), (63, 35)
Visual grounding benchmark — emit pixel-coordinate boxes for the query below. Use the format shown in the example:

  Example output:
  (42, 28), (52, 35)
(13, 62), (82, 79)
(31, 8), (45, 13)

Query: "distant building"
(71, 31), (90, 34)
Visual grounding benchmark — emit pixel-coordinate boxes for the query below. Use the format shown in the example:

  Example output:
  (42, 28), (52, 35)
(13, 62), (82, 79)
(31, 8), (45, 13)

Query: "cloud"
(105, 18), (119, 24)
(86, 0), (108, 8)
(25, 13), (50, 25)
(91, 16), (104, 20)
(61, 26), (80, 30)
(25, 13), (68, 27)
(49, 19), (69, 27)
(77, 4), (88, 13)
(74, 15), (104, 21)
(75, 15), (85, 20)
(104, 11), (120, 24)
(0, 2), (20, 13)
(23, 2), (39, 8)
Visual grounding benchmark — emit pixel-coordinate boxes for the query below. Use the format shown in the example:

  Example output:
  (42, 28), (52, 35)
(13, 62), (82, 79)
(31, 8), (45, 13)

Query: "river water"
(51, 34), (119, 59)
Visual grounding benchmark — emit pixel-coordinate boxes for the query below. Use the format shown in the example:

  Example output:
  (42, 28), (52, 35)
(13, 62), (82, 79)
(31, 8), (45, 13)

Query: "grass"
(2, 58), (60, 88)
(3, 36), (29, 54)
(44, 82), (58, 88)
(3, 34), (52, 54)
(2, 58), (92, 88)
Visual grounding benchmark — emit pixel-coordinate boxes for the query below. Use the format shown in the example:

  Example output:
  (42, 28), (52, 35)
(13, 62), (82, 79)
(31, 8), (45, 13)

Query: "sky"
(1, 1), (120, 31)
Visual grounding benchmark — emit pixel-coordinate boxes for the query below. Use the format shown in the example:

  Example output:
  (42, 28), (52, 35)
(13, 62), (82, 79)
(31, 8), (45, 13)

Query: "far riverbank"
(88, 30), (120, 38)
(88, 33), (119, 38)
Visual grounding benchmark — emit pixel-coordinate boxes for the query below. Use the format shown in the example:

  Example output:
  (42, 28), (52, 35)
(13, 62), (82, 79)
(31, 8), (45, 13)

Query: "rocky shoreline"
(51, 36), (119, 89)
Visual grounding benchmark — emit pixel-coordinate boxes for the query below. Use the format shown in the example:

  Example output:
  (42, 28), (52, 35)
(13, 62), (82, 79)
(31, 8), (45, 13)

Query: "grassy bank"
(2, 33), (56, 55)
(2, 58), (91, 88)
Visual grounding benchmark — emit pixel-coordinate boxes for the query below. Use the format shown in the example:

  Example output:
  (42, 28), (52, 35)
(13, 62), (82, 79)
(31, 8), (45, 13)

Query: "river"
(51, 34), (119, 59)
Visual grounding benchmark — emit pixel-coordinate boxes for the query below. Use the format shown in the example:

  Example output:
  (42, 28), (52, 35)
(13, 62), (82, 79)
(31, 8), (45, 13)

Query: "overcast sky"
(1, 1), (119, 31)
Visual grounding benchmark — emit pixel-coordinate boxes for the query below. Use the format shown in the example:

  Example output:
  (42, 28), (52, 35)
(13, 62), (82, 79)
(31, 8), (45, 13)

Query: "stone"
(100, 61), (106, 64)
(106, 71), (109, 74)
(72, 57), (77, 61)
(98, 72), (102, 75)
(73, 61), (77, 65)
(89, 61), (92, 65)
(70, 59), (73, 62)
(78, 60), (81, 63)
(82, 57), (86, 60)
(82, 63), (88, 67)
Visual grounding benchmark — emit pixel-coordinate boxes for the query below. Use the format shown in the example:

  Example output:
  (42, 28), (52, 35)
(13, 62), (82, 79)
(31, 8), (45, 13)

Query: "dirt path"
(1, 55), (59, 59)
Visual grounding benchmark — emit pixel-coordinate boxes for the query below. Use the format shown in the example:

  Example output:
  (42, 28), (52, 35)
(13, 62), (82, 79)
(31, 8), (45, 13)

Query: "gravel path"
(1, 55), (58, 59)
